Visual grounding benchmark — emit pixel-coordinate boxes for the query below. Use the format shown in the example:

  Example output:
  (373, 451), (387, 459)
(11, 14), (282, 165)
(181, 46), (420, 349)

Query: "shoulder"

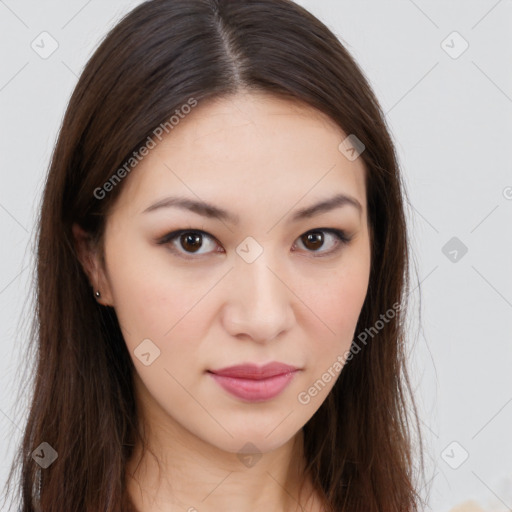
(448, 500), (487, 512)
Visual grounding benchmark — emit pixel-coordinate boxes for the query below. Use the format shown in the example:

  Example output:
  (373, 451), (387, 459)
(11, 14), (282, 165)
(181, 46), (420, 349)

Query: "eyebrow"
(142, 193), (362, 224)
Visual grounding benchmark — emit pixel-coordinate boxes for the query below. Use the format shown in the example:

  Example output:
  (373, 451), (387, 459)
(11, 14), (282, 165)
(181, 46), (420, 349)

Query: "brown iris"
(180, 232), (203, 253)
(300, 231), (324, 251)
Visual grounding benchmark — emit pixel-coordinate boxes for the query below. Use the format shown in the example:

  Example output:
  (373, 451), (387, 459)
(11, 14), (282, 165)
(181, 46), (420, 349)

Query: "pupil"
(182, 233), (202, 252)
(305, 231), (323, 250)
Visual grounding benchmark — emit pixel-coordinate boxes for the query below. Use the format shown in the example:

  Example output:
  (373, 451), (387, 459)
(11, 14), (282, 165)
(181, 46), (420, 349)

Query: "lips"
(208, 362), (298, 379)
(207, 362), (300, 402)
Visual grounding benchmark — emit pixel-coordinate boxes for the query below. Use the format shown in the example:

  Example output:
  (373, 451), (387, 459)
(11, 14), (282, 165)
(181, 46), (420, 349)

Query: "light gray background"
(1, 1), (511, 511)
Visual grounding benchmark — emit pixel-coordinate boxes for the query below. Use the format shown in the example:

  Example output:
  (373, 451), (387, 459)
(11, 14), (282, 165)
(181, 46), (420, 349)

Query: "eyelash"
(156, 227), (353, 259)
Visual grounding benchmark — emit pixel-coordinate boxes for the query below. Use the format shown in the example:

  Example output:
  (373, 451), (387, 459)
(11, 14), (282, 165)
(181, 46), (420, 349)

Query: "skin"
(73, 91), (371, 512)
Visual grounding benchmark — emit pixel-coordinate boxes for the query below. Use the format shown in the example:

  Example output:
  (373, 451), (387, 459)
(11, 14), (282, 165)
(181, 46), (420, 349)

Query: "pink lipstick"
(207, 362), (299, 402)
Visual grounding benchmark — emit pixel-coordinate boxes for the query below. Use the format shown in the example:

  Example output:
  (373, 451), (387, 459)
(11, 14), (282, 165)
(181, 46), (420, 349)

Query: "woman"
(4, 0), (426, 510)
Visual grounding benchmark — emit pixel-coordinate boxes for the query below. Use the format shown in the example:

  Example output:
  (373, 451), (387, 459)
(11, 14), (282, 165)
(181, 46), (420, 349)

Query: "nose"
(221, 252), (295, 344)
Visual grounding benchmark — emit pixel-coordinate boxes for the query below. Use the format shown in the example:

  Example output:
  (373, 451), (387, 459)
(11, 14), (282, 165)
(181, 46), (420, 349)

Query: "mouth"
(207, 362), (301, 402)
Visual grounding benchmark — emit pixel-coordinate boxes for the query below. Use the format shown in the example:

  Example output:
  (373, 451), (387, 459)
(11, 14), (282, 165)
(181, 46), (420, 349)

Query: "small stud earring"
(95, 290), (101, 298)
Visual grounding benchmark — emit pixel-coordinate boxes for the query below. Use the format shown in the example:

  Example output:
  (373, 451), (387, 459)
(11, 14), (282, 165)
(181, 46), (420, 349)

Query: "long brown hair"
(3, 0), (426, 510)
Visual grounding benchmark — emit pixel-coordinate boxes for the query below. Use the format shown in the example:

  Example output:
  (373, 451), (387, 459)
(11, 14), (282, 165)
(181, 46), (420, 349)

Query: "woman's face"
(85, 92), (371, 455)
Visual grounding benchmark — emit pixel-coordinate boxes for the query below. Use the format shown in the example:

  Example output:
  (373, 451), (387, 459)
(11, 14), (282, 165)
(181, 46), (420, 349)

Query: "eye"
(157, 229), (221, 257)
(292, 228), (352, 257)
(156, 228), (352, 259)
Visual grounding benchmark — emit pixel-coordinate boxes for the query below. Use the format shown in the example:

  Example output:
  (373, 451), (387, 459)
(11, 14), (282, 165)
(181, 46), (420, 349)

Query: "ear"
(72, 222), (114, 306)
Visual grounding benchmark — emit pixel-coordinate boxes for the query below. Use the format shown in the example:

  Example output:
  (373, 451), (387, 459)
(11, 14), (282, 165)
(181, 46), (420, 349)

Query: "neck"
(125, 415), (320, 512)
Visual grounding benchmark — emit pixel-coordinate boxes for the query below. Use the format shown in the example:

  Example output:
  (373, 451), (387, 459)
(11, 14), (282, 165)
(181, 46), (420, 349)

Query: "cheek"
(106, 257), (211, 418)
(330, 273), (368, 336)
(294, 261), (370, 406)
(105, 238), (192, 343)
(299, 257), (370, 345)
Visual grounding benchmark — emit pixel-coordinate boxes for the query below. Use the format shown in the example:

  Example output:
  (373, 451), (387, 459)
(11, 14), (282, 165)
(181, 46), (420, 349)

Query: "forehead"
(112, 92), (367, 222)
